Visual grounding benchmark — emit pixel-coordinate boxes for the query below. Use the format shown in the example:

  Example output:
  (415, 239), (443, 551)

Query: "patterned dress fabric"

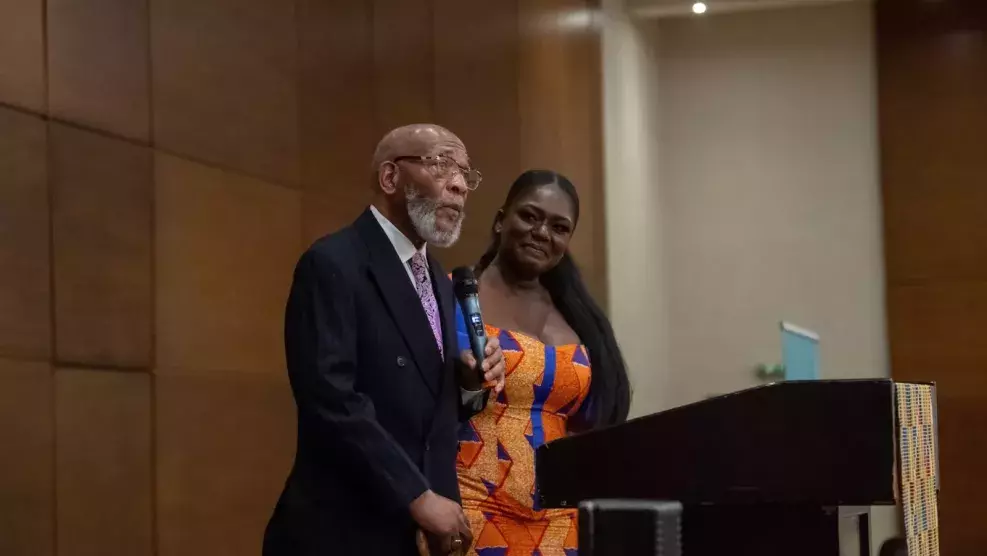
(454, 303), (592, 555)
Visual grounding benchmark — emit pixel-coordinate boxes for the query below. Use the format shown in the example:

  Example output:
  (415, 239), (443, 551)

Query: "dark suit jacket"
(263, 209), (487, 556)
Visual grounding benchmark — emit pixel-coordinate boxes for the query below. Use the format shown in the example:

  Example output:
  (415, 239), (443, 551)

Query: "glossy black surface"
(537, 380), (900, 508)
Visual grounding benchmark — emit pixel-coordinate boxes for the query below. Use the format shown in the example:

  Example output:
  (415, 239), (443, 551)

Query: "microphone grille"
(452, 266), (479, 296)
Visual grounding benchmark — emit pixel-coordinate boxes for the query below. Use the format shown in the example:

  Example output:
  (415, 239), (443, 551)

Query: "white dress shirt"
(370, 205), (428, 288)
(369, 205), (483, 403)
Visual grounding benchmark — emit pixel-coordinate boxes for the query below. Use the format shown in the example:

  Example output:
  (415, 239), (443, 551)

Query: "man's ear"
(378, 162), (399, 195)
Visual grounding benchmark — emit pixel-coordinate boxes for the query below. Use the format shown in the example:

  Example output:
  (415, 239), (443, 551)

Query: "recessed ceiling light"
(692, 2), (708, 14)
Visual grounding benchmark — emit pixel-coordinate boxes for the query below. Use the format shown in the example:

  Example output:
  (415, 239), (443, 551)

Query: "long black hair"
(476, 170), (631, 428)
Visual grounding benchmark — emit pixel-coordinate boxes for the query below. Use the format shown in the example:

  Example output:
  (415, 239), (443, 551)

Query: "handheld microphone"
(452, 267), (487, 381)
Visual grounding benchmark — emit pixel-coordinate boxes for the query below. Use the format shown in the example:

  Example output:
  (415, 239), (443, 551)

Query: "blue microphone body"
(452, 267), (487, 378)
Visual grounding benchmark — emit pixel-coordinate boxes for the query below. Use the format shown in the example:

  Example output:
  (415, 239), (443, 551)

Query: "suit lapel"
(429, 255), (456, 392)
(354, 210), (442, 398)
(426, 255), (456, 437)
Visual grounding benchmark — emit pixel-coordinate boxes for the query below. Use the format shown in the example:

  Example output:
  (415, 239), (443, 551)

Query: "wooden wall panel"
(880, 12), (987, 284)
(155, 154), (301, 375)
(0, 360), (53, 556)
(298, 0), (377, 243)
(878, 1), (987, 553)
(0, 0), (608, 553)
(155, 371), (294, 556)
(934, 395), (987, 551)
(559, 4), (606, 303)
(51, 124), (153, 369)
(151, 0), (299, 185)
(888, 283), (987, 392)
(0, 0), (45, 112)
(432, 0), (521, 269)
(373, 0), (435, 136)
(0, 107), (50, 360)
(518, 2), (569, 172)
(47, 0), (151, 140)
(887, 284), (987, 552)
(55, 369), (152, 556)
(572, 3), (606, 302)
(518, 0), (607, 300)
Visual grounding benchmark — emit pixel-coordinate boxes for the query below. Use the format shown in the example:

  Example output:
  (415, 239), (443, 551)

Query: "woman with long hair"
(454, 169), (631, 555)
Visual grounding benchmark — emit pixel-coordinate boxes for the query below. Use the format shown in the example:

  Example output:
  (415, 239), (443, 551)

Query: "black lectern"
(535, 380), (940, 555)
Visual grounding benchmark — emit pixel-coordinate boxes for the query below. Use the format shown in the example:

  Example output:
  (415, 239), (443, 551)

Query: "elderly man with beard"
(264, 124), (507, 556)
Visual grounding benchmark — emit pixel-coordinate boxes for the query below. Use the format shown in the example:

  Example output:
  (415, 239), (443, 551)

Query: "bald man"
(264, 125), (507, 555)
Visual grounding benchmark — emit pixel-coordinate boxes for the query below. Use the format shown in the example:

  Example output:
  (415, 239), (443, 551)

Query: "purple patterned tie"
(410, 252), (444, 358)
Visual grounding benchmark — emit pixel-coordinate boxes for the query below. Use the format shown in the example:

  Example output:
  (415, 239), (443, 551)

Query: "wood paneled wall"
(0, 0), (605, 554)
(877, 1), (987, 554)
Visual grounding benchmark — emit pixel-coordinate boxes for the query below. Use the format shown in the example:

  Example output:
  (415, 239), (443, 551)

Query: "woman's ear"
(493, 209), (506, 234)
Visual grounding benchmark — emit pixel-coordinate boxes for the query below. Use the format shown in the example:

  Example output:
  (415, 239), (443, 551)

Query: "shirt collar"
(369, 205), (427, 264)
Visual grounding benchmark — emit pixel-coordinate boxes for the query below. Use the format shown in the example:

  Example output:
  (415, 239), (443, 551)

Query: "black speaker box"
(578, 499), (682, 556)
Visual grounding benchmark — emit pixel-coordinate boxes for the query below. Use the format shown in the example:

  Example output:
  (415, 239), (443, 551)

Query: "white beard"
(405, 185), (463, 248)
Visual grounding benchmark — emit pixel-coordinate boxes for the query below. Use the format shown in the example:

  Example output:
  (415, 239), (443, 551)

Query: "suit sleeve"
(285, 249), (429, 512)
(456, 365), (489, 423)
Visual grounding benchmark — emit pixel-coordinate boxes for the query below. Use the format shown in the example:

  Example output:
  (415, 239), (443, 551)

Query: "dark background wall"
(878, 1), (987, 554)
(0, 0), (604, 554)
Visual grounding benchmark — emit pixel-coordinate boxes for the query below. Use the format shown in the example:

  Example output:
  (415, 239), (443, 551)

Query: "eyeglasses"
(392, 155), (482, 190)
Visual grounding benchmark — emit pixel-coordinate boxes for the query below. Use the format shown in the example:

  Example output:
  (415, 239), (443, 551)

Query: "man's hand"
(459, 336), (506, 395)
(410, 490), (472, 551)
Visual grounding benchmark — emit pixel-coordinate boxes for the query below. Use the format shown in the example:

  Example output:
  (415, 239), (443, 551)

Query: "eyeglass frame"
(390, 155), (483, 190)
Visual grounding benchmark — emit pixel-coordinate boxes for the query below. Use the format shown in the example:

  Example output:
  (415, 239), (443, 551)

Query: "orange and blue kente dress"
(454, 303), (592, 555)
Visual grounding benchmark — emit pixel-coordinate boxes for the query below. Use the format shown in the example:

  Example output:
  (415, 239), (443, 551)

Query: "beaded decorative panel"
(895, 383), (940, 556)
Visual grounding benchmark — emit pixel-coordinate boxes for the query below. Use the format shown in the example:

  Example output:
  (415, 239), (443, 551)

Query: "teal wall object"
(780, 321), (820, 380)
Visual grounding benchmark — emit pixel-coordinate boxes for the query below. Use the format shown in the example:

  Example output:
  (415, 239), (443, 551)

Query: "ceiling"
(629, 0), (870, 18)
